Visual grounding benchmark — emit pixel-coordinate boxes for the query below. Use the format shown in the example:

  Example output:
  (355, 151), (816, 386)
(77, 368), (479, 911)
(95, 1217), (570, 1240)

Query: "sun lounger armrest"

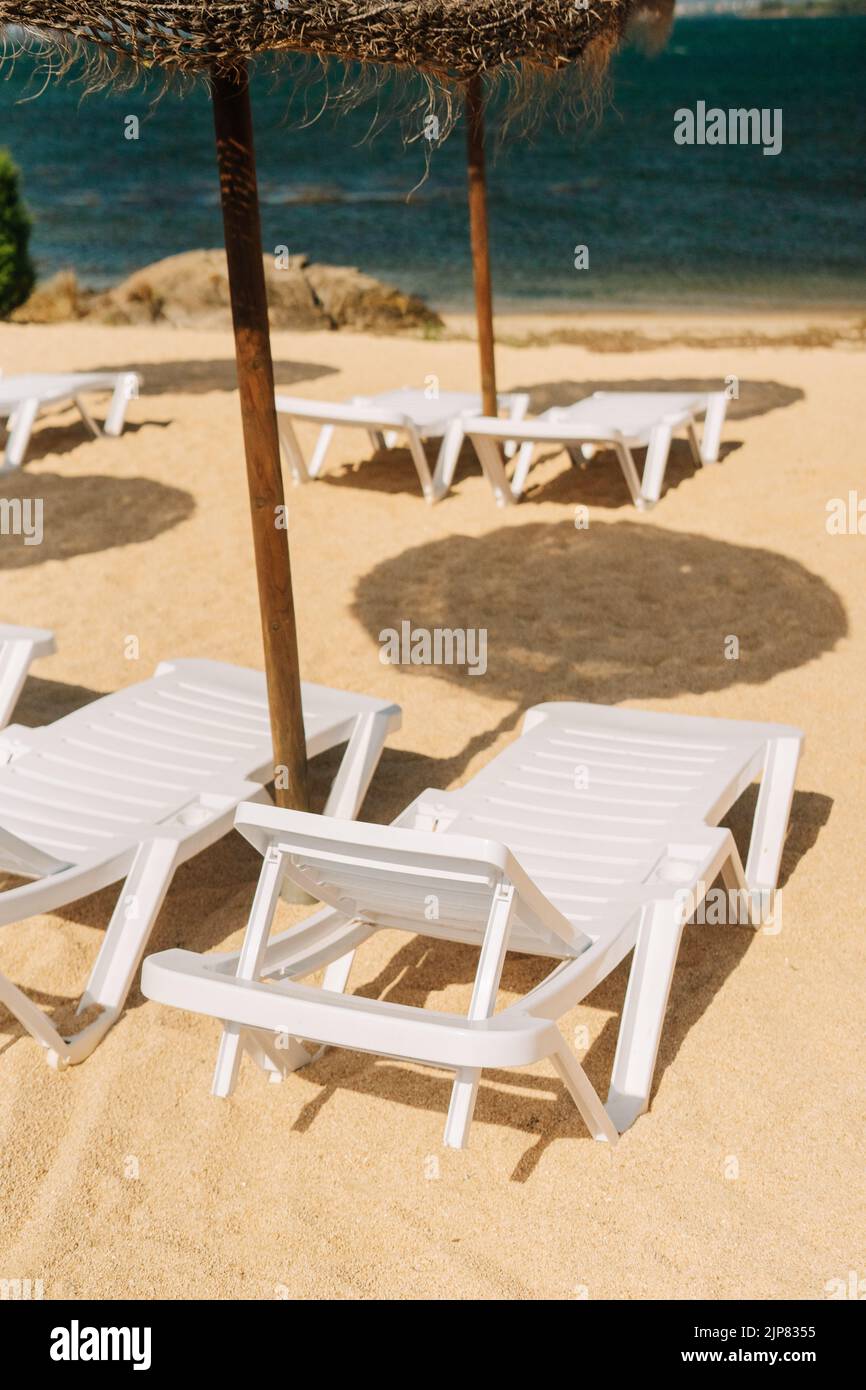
(641, 826), (745, 916)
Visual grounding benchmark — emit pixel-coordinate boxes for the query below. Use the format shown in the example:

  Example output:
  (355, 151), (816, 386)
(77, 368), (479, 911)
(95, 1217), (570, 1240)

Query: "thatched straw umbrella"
(0, 1), (671, 811)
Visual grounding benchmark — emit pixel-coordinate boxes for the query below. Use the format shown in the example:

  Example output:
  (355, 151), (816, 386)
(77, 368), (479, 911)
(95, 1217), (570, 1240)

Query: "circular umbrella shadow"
(353, 520), (846, 705)
(0, 472), (194, 570)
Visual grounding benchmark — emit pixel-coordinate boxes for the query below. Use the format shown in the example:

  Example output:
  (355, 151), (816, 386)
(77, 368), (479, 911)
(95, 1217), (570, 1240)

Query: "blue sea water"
(0, 16), (864, 310)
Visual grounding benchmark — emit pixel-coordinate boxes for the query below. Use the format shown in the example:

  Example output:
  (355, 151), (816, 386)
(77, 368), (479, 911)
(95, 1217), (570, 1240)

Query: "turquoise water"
(0, 16), (864, 309)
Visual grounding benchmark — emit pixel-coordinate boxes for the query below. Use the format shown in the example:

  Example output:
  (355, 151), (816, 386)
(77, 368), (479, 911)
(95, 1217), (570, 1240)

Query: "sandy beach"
(1, 308), (863, 1300)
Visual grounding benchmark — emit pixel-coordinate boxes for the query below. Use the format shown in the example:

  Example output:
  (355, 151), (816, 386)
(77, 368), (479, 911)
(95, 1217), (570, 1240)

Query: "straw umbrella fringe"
(0, 3), (657, 77)
(0, 0), (674, 812)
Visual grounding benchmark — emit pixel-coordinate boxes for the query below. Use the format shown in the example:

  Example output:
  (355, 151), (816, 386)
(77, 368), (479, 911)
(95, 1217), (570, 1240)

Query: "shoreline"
(10, 300), (865, 351)
(441, 306), (866, 350)
(438, 301), (866, 319)
(38, 284), (866, 322)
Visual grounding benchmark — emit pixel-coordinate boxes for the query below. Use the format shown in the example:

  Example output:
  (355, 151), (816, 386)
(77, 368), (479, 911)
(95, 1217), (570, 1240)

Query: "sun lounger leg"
(284, 707), (394, 990)
(243, 1027), (309, 1081)
(321, 950), (354, 994)
(405, 426), (437, 502)
(308, 423), (336, 479)
(431, 420), (466, 498)
(322, 709), (394, 820)
(0, 968), (70, 1056)
(701, 392), (727, 464)
(614, 441), (644, 508)
(719, 847), (756, 928)
(277, 418), (311, 484)
(73, 394), (102, 438)
(63, 838), (182, 1064)
(745, 736), (800, 920)
(606, 900), (683, 1133)
(309, 708), (384, 1007)
(551, 1044), (619, 1144)
(2, 396), (39, 469)
(0, 640), (37, 729)
(3, 838), (183, 1069)
(443, 1069), (481, 1150)
(213, 849), (285, 1098)
(104, 374), (139, 436)
(444, 884), (514, 1149)
(638, 422), (673, 506)
(686, 420), (702, 467)
(509, 440), (536, 499)
(501, 392), (530, 459)
(473, 434), (518, 507)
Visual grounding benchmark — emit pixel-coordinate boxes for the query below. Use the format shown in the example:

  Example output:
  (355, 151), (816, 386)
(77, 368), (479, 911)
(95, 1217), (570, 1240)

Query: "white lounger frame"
(0, 624), (55, 728)
(0, 658), (400, 1067)
(1, 372), (141, 470)
(143, 701), (802, 1149)
(275, 389), (529, 503)
(466, 390), (728, 509)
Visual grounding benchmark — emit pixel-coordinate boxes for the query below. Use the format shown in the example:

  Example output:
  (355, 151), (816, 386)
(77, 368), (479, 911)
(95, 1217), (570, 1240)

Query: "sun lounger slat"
(35, 752), (191, 795)
(0, 781), (166, 826)
(74, 725), (239, 763)
(0, 657), (400, 1064)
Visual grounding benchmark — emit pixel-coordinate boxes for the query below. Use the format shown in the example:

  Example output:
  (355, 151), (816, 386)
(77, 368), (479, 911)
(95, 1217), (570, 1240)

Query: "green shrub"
(0, 149), (36, 317)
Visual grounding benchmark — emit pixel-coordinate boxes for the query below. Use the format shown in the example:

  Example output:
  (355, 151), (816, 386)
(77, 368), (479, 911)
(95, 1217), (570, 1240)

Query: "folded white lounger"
(0, 658), (400, 1067)
(466, 390), (728, 509)
(0, 371), (141, 469)
(275, 387), (530, 502)
(0, 624), (55, 728)
(143, 702), (802, 1148)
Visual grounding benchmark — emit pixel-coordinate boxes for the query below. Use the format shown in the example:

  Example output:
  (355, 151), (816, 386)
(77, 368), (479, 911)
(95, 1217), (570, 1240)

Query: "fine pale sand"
(1, 311), (863, 1300)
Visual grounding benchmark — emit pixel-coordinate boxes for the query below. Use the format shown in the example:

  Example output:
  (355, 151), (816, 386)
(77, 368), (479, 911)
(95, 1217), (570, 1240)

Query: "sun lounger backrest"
(236, 805), (586, 957)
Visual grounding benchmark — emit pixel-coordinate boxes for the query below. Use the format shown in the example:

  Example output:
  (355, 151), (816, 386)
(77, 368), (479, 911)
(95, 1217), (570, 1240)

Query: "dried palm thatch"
(0, 1), (674, 84)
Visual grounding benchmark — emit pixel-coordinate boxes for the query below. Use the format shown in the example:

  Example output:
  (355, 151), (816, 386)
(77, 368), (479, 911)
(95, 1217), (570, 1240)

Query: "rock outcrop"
(12, 250), (443, 335)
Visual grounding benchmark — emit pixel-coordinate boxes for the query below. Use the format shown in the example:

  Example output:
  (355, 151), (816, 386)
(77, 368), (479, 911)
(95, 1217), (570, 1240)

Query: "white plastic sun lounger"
(0, 624), (55, 728)
(466, 390), (728, 509)
(275, 387), (530, 502)
(0, 372), (141, 469)
(0, 658), (400, 1067)
(143, 702), (802, 1149)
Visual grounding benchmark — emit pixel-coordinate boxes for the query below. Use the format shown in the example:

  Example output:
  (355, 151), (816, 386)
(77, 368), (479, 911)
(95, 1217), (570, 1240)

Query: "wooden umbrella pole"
(211, 63), (309, 811)
(465, 74), (497, 416)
